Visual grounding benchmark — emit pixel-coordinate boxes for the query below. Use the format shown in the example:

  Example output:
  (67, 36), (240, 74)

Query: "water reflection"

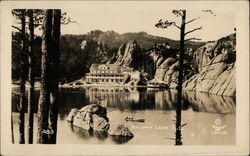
(84, 87), (236, 114)
(183, 91), (236, 114)
(12, 87), (236, 115)
(71, 126), (108, 141)
(67, 122), (132, 144)
(11, 86), (236, 145)
(110, 136), (133, 144)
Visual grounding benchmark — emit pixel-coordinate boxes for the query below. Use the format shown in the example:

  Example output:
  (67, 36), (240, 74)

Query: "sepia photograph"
(0, 1), (249, 155)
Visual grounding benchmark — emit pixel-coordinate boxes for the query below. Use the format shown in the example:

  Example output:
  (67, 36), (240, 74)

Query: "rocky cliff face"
(114, 41), (141, 68)
(153, 57), (193, 89)
(150, 33), (236, 96)
(183, 34), (236, 96)
(150, 44), (193, 89)
(110, 41), (155, 76)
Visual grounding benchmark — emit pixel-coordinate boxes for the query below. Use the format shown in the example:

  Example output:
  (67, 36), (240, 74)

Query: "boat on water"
(125, 116), (145, 122)
(146, 79), (168, 88)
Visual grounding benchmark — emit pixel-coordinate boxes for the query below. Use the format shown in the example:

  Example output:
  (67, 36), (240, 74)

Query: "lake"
(12, 86), (236, 145)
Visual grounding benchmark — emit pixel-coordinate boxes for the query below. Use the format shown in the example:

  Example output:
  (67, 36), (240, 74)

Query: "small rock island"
(66, 104), (134, 138)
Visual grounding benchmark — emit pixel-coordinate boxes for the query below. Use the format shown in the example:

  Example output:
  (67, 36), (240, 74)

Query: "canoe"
(125, 118), (145, 122)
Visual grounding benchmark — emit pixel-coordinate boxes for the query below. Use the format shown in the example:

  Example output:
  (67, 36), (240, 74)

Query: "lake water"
(12, 86), (236, 145)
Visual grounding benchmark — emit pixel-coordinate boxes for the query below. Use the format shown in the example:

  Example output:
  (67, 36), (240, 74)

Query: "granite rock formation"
(114, 41), (142, 69)
(108, 124), (134, 137)
(67, 104), (134, 136)
(183, 34), (236, 96)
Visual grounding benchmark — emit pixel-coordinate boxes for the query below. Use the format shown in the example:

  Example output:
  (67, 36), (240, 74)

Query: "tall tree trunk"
(19, 9), (26, 144)
(27, 9), (35, 144)
(175, 10), (186, 146)
(11, 114), (14, 143)
(37, 9), (53, 144)
(48, 9), (61, 144)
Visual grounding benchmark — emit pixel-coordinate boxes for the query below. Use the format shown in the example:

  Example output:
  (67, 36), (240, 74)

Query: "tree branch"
(184, 26), (202, 36)
(202, 10), (216, 16)
(155, 19), (180, 29)
(185, 37), (201, 42)
(61, 20), (76, 25)
(173, 23), (181, 29)
(12, 25), (21, 32)
(61, 17), (77, 25)
(185, 16), (201, 25)
(12, 11), (22, 17)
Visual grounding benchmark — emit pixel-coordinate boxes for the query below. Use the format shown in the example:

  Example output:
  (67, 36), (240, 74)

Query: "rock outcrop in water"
(67, 104), (134, 137)
(108, 124), (134, 137)
(68, 104), (109, 131)
(183, 34), (236, 96)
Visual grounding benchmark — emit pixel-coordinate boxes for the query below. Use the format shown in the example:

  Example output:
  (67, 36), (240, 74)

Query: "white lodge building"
(85, 64), (133, 84)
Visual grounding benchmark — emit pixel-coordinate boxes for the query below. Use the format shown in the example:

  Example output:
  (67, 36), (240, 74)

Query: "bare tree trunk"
(27, 9), (35, 144)
(19, 9), (26, 144)
(37, 9), (53, 144)
(175, 10), (186, 146)
(11, 114), (14, 143)
(48, 9), (61, 144)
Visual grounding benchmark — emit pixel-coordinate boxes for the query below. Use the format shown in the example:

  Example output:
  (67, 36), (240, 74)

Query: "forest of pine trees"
(12, 9), (61, 144)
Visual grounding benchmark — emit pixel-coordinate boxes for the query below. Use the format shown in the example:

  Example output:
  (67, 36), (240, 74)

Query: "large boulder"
(92, 114), (110, 132)
(66, 108), (79, 122)
(79, 104), (108, 121)
(67, 104), (134, 140)
(108, 124), (134, 137)
(70, 104), (109, 131)
(73, 111), (92, 130)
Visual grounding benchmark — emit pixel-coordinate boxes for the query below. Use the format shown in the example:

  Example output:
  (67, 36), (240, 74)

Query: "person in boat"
(125, 116), (134, 120)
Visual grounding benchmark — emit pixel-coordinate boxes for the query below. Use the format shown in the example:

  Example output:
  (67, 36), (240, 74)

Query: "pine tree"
(18, 9), (27, 144)
(27, 9), (35, 144)
(155, 10), (203, 145)
(48, 9), (61, 144)
(37, 9), (53, 144)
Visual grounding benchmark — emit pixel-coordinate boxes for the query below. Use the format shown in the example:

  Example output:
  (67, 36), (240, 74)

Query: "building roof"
(90, 64), (134, 72)
(89, 64), (120, 71)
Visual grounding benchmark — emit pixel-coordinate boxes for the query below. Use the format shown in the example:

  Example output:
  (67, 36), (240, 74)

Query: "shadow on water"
(68, 123), (108, 140)
(67, 122), (132, 144)
(110, 136), (133, 144)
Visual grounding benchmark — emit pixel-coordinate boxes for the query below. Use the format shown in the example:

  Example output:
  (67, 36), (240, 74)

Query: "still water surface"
(12, 86), (236, 145)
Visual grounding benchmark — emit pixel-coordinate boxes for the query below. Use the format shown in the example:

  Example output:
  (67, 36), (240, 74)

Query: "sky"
(59, 2), (235, 42)
(11, 2), (235, 42)
(61, 3), (236, 41)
